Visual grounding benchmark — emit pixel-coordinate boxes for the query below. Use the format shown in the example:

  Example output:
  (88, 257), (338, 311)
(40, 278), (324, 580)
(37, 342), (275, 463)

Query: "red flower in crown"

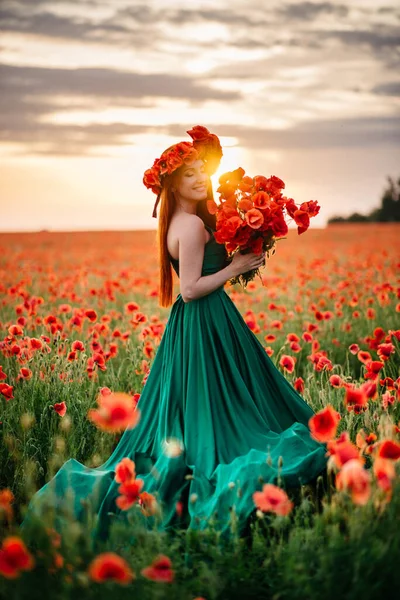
(143, 126), (223, 217)
(187, 126), (222, 174)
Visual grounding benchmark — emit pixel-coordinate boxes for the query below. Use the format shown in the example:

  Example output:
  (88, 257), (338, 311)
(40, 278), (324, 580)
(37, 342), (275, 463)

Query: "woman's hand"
(228, 250), (266, 278)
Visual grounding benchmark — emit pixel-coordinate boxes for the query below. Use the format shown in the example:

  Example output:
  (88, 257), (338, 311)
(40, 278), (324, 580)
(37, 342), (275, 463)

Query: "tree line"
(328, 175), (400, 223)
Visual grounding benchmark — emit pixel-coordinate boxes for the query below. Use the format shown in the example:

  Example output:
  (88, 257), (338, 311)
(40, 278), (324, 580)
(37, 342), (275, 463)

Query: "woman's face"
(173, 159), (209, 203)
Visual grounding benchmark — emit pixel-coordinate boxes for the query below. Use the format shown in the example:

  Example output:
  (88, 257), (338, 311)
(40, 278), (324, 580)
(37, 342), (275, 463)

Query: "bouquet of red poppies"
(206, 167), (320, 289)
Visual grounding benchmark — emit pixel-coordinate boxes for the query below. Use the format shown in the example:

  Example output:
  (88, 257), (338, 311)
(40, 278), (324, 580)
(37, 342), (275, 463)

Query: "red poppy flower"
(8, 324), (24, 336)
(87, 392), (141, 433)
(138, 492), (159, 517)
(348, 343), (359, 354)
(293, 209), (310, 234)
(29, 338), (43, 350)
(366, 360), (385, 373)
(87, 353), (107, 372)
(253, 483), (293, 516)
(309, 405), (341, 442)
(270, 212), (288, 238)
(344, 387), (368, 411)
(85, 309), (97, 322)
(53, 402), (67, 417)
(143, 168), (162, 195)
(249, 236), (264, 254)
(373, 457), (396, 493)
(88, 552), (135, 585)
(238, 175), (253, 192)
(252, 191), (270, 210)
(360, 381), (377, 400)
(327, 434), (364, 468)
(71, 340), (85, 352)
(125, 302), (139, 314)
(329, 374), (343, 388)
(0, 384), (14, 401)
(264, 334), (276, 343)
(116, 478), (144, 510)
(294, 377), (304, 393)
(279, 354), (296, 373)
(0, 537), (35, 579)
(115, 457), (136, 484)
(377, 439), (400, 460)
(335, 459), (371, 505)
(141, 555), (175, 583)
(253, 175), (269, 191)
(18, 367), (32, 380)
(245, 208), (264, 230)
(377, 343), (395, 361)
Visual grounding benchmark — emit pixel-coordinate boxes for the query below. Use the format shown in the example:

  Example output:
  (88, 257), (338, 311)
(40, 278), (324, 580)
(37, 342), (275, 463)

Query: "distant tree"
(328, 175), (400, 223)
(347, 212), (369, 222)
(328, 216), (346, 223)
(376, 176), (400, 221)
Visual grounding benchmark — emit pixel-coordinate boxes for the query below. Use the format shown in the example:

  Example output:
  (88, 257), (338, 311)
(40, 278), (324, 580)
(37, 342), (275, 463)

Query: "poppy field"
(0, 223), (399, 600)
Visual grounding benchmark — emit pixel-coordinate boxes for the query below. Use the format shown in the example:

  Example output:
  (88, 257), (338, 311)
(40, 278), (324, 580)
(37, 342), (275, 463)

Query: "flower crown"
(143, 126), (223, 218)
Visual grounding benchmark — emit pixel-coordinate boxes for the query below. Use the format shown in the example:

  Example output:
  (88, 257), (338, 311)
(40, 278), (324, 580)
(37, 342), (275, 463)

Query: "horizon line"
(2, 223), (397, 235)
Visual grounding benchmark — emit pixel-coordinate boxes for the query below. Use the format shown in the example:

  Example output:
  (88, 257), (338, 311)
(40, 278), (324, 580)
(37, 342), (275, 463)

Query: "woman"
(21, 126), (328, 545)
(161, 158), (265, 304)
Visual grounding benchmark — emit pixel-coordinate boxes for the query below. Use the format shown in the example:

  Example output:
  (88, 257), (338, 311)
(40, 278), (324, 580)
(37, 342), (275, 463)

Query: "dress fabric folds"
(21, 224), (328, 542)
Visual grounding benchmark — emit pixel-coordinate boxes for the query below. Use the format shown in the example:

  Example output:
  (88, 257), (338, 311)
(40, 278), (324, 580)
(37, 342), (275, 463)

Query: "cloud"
(0, 4), (152, 45)
(0, 2), (270, 48)
(323, 26), (400, 50)
(0, 62), (239, 101)
(276, 1), (349, 20)
(167, 116), (400, 150)
(1, 0), (397, 58)
(2, 92), (398, 156)
(371, 81), (400, 96)
(223, 23), (400, 55)
(117, 5), (263, 27)
(1, 1), (398, 156)
(0, 121), (154, 156)
(0, 61), (240, 154)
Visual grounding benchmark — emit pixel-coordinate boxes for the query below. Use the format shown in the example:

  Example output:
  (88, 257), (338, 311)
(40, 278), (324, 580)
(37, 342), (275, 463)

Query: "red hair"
(157, 168), (216, 307)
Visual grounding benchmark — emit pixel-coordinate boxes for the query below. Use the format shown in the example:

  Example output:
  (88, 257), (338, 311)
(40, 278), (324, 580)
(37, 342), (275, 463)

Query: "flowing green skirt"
(21, 287), (328, 543)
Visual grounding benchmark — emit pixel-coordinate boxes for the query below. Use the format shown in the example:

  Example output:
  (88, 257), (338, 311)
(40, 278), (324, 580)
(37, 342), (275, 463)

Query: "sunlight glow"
(208, 79), (268, 94)
(210, 141), (244, 194)
(39, 101), (257, 130)
(174, 22), (230, 44)
(186, 58), (219, 74)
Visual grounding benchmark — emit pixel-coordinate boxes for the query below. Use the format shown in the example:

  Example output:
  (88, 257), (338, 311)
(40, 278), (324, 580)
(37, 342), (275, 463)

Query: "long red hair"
(157, 167), (216, 307)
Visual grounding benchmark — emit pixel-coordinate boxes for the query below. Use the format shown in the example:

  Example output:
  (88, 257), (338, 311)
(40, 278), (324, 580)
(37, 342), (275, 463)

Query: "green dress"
(21, 224), (328, 543)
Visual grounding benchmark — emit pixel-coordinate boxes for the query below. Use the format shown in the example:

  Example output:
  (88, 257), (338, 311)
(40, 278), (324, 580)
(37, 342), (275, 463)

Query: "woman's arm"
(178, 215), (235, 302)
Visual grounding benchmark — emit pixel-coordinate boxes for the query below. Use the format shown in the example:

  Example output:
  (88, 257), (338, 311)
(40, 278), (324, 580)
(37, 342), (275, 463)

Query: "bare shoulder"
(167, 214), (207, 260)
(170, 214), (206, 240)
(180, 214), (206, 237)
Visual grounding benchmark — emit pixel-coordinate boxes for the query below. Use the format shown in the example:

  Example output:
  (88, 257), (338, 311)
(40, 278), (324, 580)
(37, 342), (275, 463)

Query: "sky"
(1, 0), (399, 232)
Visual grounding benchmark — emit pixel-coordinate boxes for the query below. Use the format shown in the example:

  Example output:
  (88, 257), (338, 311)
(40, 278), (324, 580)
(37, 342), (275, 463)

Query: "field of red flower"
(0, 223), (399, 600)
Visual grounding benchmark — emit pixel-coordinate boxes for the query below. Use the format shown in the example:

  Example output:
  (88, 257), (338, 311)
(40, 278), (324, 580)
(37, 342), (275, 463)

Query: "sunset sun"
(210, 138), (244, 190)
